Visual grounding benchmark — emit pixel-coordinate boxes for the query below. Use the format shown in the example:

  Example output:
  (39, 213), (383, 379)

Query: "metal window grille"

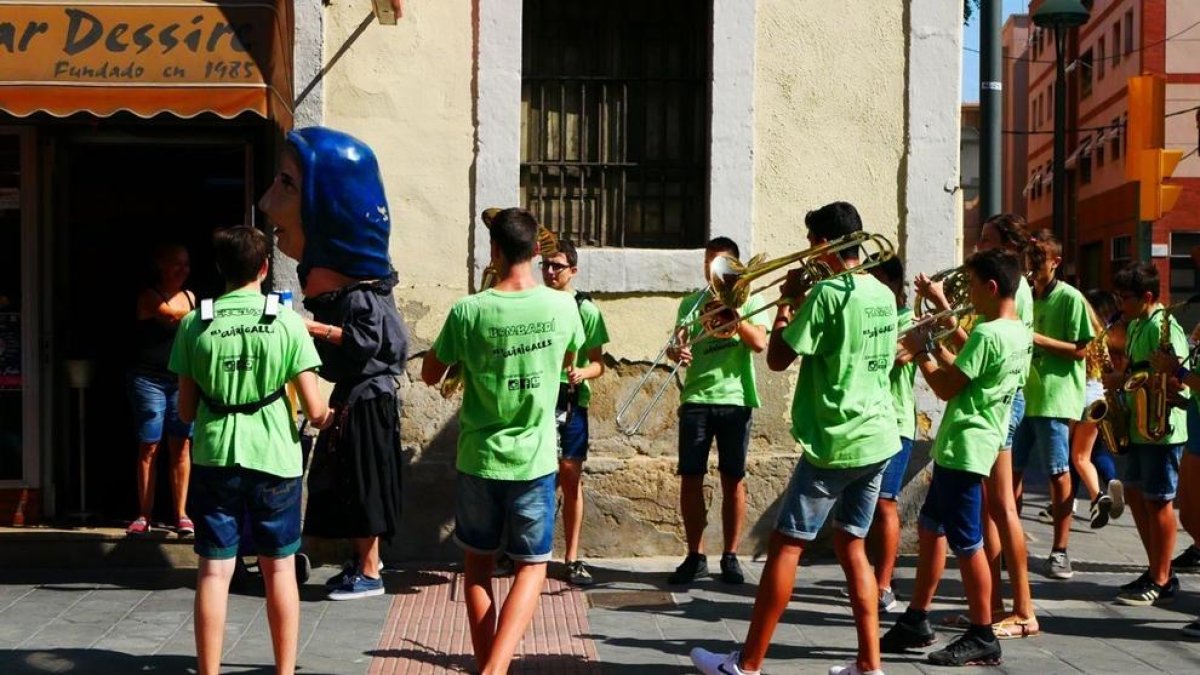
(520, 0), (711, 248)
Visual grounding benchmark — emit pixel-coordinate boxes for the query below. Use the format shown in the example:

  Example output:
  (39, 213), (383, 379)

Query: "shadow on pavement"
(0, 649), (278, 675)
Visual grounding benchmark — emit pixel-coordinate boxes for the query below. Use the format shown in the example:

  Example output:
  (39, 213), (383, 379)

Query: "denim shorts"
(677, 403), (752, 478)
(126, 372), (193, 443)
(558, 406), (589, 462)
(1012, 416), (1071, 476)
(1002, 388), (1025, 451)
(454, 472), (556, 563)
(190, 465), (302, 560)
(919, 465), (985, 555)
(775, 455), (887, 541)
(1186, 404), (1200, 456)
(1124, 443), (1183, 501)
(1082, 379), (1105, 419)
(879, 437), (914, 500)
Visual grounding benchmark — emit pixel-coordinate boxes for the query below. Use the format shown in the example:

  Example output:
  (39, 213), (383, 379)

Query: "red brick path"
(369, 570), (602, 674)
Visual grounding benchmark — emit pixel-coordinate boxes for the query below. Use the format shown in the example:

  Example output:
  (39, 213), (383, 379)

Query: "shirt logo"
(221, 356), (257, 372)
(507, 375), (542, 391)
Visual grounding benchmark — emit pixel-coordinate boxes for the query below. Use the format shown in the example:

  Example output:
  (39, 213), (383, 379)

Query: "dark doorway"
(55, 138), (253, 523)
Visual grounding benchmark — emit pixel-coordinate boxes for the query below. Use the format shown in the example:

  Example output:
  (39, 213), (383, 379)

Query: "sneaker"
(720, 553), (745, 585)
(1107, 479), (1125, 520)
(927, 631), (1002, 666)
(880, 612), (937, 653)
(1172, 545), (1200, 572)
(125, 517), (150, 536)
(328, 573), (385, 600)
(828, 664), (884, 675)
(689, 648), (749, 675)
(493, 553), (515, 577)
(1089, 495), (1113, 529)
(1116, 578), (1173, 606)
(1036, 504), (1054, 524)
(879, 587), (899, 613)
(566, 560), (595, 586)
(1120, 570), (1150, 592)
(176, 517), (195, 537)
(669, 552), (709, 585)
(1182, 617), (1200, 638)
(325, 560), (358, 589)
(1047, 551), (1073, 580)
(295, 553), (312, 585)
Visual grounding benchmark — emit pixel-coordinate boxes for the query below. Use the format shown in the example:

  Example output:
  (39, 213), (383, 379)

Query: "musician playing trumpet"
(1109, 262), (1189, 607)
(666, 237), (769, 587)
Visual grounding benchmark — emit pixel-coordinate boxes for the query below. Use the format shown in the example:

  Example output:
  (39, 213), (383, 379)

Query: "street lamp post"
(1033, 0), (1090, 246)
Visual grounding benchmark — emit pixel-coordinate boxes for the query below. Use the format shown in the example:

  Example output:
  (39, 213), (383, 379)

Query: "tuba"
(1084, 316), (1131, 454)
(438, 209), (560, 398)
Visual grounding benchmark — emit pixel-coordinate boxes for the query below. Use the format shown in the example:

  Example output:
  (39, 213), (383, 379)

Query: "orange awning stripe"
(0, 0), (293, 127)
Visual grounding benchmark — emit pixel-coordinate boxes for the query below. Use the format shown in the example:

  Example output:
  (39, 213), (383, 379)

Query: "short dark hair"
(1025, 229), (1062, 270)
(1113, 261), (1161, 300)
(869, 254), (904, 284)
(1086, 288), (1119, 320)
(982, 213), (1030, 253)
(556, 239), (579, 267)
(489, 208), (539, 264)
(964, 248), (1021, 299)
(213, 226), (270, 286)
(805, 201), (863, 259)
(706, 236), (740, 259)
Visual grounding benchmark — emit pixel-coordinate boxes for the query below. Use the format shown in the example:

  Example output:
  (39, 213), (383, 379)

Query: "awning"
(0, 0), (292, 127)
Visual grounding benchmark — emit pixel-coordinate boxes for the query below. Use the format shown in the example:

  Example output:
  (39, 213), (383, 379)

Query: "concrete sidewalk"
(2, 496), (1199, 674)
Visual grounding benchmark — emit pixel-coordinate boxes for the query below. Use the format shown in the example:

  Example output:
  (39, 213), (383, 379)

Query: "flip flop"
(993, 617), (1040, 640)
(938, 613), (971, 627)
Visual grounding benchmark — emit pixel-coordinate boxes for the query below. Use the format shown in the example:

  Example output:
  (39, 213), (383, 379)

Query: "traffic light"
(1125, 75), (1183, 221)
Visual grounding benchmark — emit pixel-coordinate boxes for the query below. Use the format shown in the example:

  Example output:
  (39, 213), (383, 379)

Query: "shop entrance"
(52, 133), (261, 523)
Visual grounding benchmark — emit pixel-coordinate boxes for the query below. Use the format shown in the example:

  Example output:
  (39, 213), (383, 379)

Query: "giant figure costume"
(288, 127), (408, 542)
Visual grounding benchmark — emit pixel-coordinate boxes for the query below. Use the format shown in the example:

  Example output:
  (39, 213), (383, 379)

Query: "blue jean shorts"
(127, 372), (193, 443)
(1002, 388), (1025, 451)
(775, 455), (888, 541)
(919, 465), (985, 556)
(1012, 416), (1071, 476)
(879, 437), (914, 500)
(1186, 404), (1200, 456)
(190, 465), (302, 560)
(1124, 443), (1183, 501)
(454, 472), (556, 563)
(677, 403), (752, 478)
(558, 407), (589, 462)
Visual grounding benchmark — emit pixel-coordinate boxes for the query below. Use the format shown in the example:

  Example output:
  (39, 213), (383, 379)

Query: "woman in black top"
(127, 244), (196, 536)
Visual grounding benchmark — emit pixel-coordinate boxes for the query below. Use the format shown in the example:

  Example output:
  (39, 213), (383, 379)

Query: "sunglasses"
(541, 261), (571, 272)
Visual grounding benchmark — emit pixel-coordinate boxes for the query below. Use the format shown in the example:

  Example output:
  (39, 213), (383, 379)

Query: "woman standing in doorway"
(127, 243), (195, 536)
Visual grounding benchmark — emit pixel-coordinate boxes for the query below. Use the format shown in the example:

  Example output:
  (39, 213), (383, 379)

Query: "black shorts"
(677, 403), (752, 478)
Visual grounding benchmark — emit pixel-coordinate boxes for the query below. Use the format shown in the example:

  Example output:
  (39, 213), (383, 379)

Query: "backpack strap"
(198, 386), (287, 416)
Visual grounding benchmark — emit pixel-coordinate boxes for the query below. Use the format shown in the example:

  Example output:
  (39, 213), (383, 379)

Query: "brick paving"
(369, 569), (601, 675)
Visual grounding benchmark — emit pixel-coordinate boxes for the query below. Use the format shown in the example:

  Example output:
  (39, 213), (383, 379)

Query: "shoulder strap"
(264, 293), (280, 318)
(199, 298), (215, 322)
(574, 290), (592, 312)
(198, 386), (287, 416)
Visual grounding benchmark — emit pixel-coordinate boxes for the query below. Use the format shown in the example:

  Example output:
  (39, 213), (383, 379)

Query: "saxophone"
(1124, 306), (1173, 442)
(1084, 320), (1131, 454)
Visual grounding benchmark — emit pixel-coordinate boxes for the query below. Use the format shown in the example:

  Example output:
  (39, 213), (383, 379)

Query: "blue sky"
(963, 0), (1032, 103)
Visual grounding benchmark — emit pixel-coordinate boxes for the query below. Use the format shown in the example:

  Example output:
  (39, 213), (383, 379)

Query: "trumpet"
(614, 289), (710, 436)
(897, 304), (976, 345)
(438, 209), (560, 399)
(681, 232), (896, 341)
(916, 266), (971, 318)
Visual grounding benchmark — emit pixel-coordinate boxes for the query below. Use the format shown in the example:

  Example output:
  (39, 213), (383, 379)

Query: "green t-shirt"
(677, 291), (769, 407)
(433, 286), (585, 480)
(1024, 281), (1095, 419)
(892, 307), (917, 440)
(558, 292), (609, 409)
(1125, 305), (1190, 445)
(168, 290), (321, 478)
(1016, 276), (1034, 331)
(782, 274), (900, 469)
(933, 318), (1032, 476)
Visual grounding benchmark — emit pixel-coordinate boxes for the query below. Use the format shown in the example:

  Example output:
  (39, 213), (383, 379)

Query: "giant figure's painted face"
(259, 126), (394, 286)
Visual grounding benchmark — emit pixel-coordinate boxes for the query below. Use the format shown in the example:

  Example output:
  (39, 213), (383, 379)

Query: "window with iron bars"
(520, 0), (711, 248)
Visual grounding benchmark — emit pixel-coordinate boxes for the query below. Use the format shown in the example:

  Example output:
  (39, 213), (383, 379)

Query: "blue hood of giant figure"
(287, 127), (393, 286)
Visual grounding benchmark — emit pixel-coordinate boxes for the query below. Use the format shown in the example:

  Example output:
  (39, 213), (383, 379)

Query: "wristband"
(1176, 365), (1191, 382)
(324, 324), (334, 340)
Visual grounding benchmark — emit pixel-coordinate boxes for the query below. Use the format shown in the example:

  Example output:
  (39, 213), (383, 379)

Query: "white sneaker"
(829, 664), (885, 675)
(690, 648), (753, 675)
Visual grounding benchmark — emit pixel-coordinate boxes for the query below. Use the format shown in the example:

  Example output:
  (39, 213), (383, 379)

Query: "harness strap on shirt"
(199, 387), (287, 416)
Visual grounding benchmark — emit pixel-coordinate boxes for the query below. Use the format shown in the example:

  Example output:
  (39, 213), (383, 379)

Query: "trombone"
(614, 288), (710, 436)
(681, 232), (897, 341)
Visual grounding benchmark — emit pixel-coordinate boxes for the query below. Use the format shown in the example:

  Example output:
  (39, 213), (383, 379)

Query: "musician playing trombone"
(691, 202), (899, 675)
(666, 236), (769, 587)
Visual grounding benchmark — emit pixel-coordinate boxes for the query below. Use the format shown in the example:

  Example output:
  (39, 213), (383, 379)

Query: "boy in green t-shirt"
(881, 248), (1032, 667)
(691, 202), (898, 675)
(539, 239), (609, 587)
(421, 208), (585, 675)
(170, 226), (331, 675)
(1011, 231), (1094, 581)
(1108, 262), (1188, 606)
(667, 236), (769, 587)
